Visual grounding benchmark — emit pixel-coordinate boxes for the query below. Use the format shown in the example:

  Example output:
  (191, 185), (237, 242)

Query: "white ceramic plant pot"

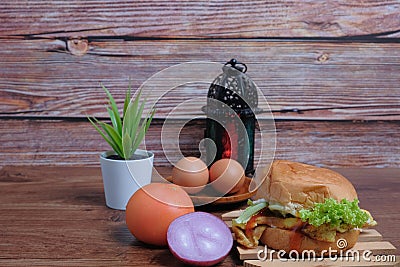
(100, 149), (154, 210)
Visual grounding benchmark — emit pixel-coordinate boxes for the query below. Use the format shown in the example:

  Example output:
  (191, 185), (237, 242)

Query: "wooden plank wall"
(1, 1), (399, 168)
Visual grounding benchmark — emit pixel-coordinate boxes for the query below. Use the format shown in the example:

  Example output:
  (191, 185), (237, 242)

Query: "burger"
(232, 160), (376, 255)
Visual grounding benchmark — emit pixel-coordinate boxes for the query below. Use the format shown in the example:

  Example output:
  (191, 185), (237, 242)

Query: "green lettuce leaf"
(299, 198), (369, 228)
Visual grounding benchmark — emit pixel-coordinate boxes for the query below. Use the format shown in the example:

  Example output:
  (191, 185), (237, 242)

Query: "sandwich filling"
(232, 198), (377, 249)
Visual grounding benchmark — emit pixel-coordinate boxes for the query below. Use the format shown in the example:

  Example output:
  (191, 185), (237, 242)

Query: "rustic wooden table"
(0, 166), (398, 266)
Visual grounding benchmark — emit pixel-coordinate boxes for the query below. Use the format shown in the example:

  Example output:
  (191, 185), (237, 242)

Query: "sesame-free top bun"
(254, 160), (358, 211)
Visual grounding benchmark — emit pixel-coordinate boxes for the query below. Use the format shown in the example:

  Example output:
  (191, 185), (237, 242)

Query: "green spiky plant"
(88, 84), (155, 160)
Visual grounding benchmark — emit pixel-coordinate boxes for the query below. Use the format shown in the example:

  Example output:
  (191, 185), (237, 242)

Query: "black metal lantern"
(204, 59), (258, 176)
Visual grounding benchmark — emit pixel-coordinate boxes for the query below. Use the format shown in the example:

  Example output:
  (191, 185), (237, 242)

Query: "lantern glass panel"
(204, 59), (258, 176)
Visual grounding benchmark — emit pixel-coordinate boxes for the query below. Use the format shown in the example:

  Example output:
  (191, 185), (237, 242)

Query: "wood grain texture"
(0, 166), (398, 267)
(0, 166), (243, 266)
(1, 39), (399, 120)
(237, 242), (397, 261)
(1, 119), (398, 168)
(1, 0), (399, 38)
(0, 1), (399, 168)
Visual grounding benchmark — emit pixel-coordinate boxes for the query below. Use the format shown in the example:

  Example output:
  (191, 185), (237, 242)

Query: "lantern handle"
(225, 58), (247, 73)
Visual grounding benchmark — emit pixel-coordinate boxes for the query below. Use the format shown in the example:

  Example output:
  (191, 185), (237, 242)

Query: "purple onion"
(167, 212), (233, 266)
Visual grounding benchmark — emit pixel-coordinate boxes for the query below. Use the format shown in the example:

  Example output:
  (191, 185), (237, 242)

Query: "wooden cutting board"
(221, 210), (399, 267)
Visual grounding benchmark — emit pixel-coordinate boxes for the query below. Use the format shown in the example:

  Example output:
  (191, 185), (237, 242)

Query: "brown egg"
(172, 157), (209, 194)
(209, 159), (245, 195)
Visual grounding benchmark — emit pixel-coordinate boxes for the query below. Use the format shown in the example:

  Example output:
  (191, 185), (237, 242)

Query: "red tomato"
(126, 183), (194, 246)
